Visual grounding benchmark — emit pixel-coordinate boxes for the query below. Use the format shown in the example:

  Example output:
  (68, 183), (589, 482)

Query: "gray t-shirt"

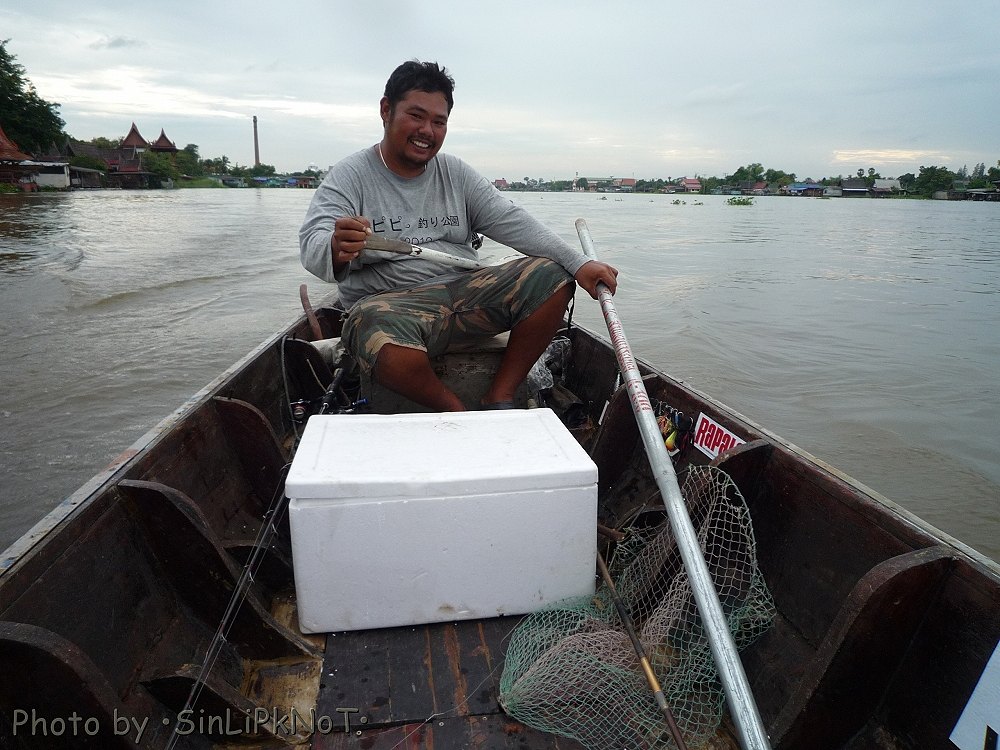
(299, 146), (589, 308)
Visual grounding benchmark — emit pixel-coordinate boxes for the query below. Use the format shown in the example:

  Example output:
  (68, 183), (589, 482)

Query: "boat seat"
(770, 545), (954, 748)
(443, 330), (511, 353)
(284, 330), (514, 415)
(362, 332), (524, 414)
(0, 622), (139, 749)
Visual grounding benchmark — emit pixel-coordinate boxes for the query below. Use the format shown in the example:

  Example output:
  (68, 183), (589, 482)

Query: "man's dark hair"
(384, 60), (455, 113)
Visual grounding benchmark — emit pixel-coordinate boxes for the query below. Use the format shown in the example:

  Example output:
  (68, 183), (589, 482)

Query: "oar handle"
(575, 218), (772, 750)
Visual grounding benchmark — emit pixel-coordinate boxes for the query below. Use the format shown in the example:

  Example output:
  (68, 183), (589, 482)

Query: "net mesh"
(499, 465), (775, 749)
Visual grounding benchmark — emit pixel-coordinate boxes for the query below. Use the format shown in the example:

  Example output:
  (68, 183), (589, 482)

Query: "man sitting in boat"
(299, 60), (618, 411)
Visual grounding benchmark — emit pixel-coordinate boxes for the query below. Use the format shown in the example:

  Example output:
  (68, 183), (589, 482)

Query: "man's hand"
(574, 260), (619, 299)
(332, 216), (372, 271)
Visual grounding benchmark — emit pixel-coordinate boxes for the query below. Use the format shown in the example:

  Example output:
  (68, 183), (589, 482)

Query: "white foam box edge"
(286, 410), (597, 633)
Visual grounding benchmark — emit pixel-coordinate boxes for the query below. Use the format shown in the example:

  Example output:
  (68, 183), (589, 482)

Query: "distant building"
(785, 182), (825, 197)
(0, 123), (34, 189)
(286, 174), (318, 188)
(678, 177), (702, 193)
(841, 178), (870, 197)
(494, 178), (509, 190)
(149, 129), (179, 156)
(65, 122), (179, 188)
(871, 178), (902, 197)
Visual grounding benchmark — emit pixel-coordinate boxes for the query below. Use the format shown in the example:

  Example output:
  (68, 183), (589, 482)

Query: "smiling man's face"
(379, 89), (450, 178)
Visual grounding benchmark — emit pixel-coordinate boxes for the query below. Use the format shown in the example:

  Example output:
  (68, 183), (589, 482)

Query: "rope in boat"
(163, 462), (292, 750)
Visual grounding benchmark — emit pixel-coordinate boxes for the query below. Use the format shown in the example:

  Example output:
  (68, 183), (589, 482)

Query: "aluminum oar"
(576, 218), (771, 750)
(364, 236), (485, 270)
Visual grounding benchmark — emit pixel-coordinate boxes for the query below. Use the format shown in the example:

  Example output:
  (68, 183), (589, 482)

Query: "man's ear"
(379, 97), (391, 126)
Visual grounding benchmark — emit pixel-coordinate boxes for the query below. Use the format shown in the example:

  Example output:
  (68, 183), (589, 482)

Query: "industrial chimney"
(252, 116), (260, 166)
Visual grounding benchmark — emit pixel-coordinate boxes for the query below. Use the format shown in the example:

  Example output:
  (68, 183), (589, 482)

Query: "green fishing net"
(499, 466), (775, 749)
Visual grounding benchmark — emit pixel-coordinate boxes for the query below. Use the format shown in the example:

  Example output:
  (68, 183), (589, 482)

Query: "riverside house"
(64, 122), (179, 188)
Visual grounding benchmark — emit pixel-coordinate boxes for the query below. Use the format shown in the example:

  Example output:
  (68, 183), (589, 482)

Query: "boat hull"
(0, 297), (996, 748)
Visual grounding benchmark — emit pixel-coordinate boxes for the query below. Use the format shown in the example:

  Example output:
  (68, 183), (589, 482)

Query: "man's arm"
(463, 171), (618, 297)
(300, 159), (369, 283)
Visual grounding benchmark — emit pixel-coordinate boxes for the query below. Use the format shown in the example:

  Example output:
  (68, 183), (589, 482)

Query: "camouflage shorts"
(342, 257), (574, 374)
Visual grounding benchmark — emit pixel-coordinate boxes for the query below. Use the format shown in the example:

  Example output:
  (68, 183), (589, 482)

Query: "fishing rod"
(576, 218), (771, 750)
(596, 552), (689, 750)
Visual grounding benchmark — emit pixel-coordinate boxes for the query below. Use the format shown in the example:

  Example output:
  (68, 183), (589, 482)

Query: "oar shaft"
(576, 219), (771, 750)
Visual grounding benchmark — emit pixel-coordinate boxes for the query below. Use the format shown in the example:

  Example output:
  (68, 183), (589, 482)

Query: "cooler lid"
(285, 409), (597, 499)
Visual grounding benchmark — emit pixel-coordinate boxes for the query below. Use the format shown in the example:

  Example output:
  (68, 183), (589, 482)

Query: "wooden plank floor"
(312, 615), (585, 749)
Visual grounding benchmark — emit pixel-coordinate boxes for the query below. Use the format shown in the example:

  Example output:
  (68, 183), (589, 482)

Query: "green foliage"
(89, 136), (122, 149)
(728, 163), (765, 184)
(764, 168), (796, 186)
(0, 39), (66, 154)
(200, 155), (230, 175)
(967, 162), (991, 189)
(726, 196), (755, 206)
(140, 151), (179, 184)
(913, 165), (955, 197)
(227, 162), (273, 180)
(636, 178), (670, 193)
(699, 175), (724, 193)
(174, 148), (203, 177)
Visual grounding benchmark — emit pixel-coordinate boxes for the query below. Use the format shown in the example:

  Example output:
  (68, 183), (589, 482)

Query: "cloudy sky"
(4, 2), (999, 181)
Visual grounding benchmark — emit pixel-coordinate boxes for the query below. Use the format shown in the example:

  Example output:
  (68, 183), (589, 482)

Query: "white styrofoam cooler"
(286, 409), (598, 633)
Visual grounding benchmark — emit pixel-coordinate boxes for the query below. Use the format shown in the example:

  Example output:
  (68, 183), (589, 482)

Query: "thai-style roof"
(150, 129), (177, 152)
(0, 124), (32, 162)
(121, 122), (148, 149)
(66, 139), (142, 172)
(872, 178), (901, 192)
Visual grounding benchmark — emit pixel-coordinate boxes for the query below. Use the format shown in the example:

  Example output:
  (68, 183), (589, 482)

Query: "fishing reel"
(281, 336), (368, 422)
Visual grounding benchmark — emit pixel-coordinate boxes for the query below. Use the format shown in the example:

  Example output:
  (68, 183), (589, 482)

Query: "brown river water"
(1, 189), (998, 561)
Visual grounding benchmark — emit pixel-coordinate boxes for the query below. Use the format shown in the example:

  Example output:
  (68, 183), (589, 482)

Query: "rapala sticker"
(692, 413), (746, 459)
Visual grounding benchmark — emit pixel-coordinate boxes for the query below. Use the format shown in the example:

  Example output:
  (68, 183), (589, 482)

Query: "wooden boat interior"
(0, 297), (997, 749)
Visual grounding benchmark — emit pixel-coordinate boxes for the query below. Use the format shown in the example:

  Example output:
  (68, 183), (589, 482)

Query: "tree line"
(68, 137), (283, 183)
(694, 162), (1000, 197)
(1, 40), (285, 184)
(4, 41), (998, 196)
(505, 162), (1000, 198)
